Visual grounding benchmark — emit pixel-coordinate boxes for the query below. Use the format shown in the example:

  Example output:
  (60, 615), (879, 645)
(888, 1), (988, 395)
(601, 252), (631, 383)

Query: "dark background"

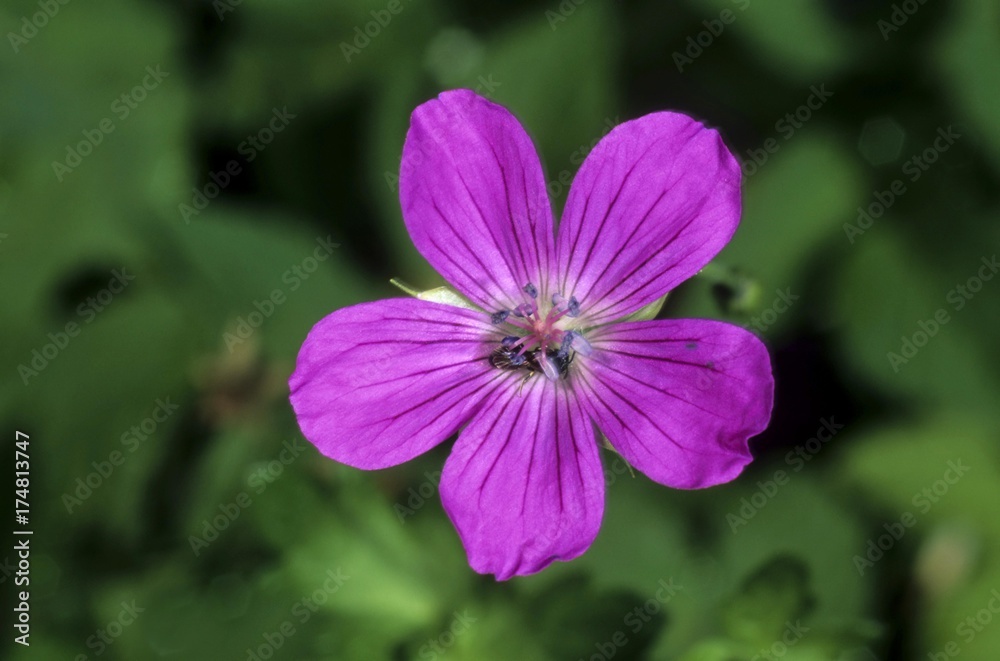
(2, 0), (1000, 659)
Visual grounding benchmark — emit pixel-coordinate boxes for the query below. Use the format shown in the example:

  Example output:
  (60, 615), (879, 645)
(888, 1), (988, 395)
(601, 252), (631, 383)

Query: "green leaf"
(680, 0), (855, 81)
(934, 0), (1000, 173)
(831, 226), (998, 407)
(620, 294), (670, 323)
(837, 411), (1000, 547)
(391, 278), (481, 311)
(721, 555), (812, 646)
(274, 479), (471, 636)
(170, 208), (378, 359)
(523, 575), (666, 661)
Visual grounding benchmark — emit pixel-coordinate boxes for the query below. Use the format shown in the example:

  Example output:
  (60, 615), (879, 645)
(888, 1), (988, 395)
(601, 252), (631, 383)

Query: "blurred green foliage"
(2, 0), (999, 659)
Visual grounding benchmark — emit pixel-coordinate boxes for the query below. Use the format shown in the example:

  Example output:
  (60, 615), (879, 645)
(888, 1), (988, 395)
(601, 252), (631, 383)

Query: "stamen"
(556, 332), (575, 358)
(566, 297), (581, 317)
(512, 303), (536, 318)
(550, 293), (582, 318)
(523, 283), (538, 299)
(503, 317), (533, 332)
(491, 310), (510, 325)
(501, 336), (521, 348)
(570, 332), (593, 356)
(515, 336), (540, 354)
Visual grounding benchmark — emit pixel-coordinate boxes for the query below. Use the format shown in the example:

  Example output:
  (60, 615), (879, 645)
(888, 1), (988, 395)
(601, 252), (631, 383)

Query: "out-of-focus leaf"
(171, 209), (377, 359)
(680, 0), (855, 81)
(200, 0), (448, 126)
(831, 227), (997, 407)
(524, 575), (666, 661)
(934, 0), (1000, 173)
(837, 411), (1000, 547)
(722, 556), (812, 646)
(837, 410), (1000, 657)
(273, 479), (471, 637)
(22, 288), (194, 545)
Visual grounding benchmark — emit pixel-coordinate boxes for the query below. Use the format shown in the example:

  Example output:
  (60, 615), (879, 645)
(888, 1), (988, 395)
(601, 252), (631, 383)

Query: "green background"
(2, 0), (1000, 659)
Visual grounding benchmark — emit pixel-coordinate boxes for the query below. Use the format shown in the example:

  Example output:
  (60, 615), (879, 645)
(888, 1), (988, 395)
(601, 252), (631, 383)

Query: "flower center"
(488, 283), (593, 382)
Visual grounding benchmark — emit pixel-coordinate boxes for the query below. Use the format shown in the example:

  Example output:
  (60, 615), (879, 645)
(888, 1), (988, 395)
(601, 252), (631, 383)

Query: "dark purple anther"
(567, 297), (581, 317)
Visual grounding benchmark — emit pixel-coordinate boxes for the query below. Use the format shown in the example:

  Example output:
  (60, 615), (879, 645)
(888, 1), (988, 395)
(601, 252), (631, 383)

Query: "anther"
(570, 332), (593, 356)
(491, 310), (510, 325)
(501, 336), (520, 348)
(556, 332), (575, 358)
(566, 297), (581, 317)
(512, 303), (536, 318)
(551, 293), (582, 318)
(523, 283), (538, 299)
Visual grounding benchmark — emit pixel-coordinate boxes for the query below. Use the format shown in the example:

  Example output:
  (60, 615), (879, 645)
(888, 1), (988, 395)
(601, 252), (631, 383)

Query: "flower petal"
(556, 112), (741, 325)
(440, 381), (604, 580)
(578, 319), (773, 489)
(400, 89), (556, 311)
(289, 298), (500, 469)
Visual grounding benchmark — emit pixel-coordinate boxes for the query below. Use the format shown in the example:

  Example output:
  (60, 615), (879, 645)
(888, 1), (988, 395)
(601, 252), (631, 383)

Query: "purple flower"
(290, 90), (774, 580)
